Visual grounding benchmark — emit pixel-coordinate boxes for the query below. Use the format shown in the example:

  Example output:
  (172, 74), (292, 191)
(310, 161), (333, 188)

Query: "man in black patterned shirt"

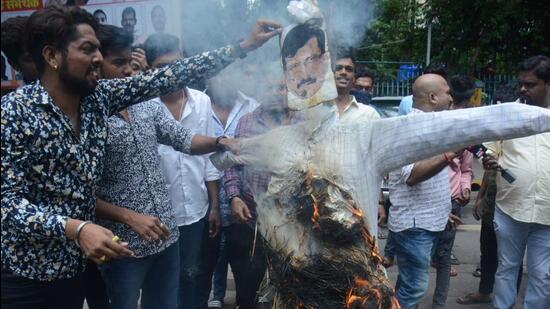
(1, 5), (280, 308)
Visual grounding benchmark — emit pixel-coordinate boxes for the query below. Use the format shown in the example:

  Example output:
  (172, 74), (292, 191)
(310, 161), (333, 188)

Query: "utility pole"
(426, 21), (432, 66)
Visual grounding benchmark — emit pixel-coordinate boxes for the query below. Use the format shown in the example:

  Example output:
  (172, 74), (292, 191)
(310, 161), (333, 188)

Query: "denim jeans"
(1, 268), (85, 309)
(177, 219), (207, 309)
(384, 229), (396, 259)
(493, 207), (550, 309)
(478, 217), (523, 295)
(392, 228), (439, 309)
(431, 200), (461, 309)
(226, 223), (267, 309)
(211, 230), (229, 301)
(82, 261), (109, 309)
(195, 222), (221, 308)
(99, 242), (179, 309)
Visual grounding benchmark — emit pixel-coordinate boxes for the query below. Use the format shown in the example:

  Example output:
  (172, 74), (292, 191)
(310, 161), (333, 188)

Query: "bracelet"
(75, 221), (92, 248)
(216, 135), (227, 145)
(216, 135), (228, 151)
(378, 201), (385, 206)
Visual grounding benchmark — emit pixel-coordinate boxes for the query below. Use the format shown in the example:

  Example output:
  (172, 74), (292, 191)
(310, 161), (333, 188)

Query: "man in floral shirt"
(1, 5), (280, 308)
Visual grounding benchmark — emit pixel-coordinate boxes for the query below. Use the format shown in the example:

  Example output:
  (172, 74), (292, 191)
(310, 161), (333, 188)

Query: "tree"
(360, 0), (550, 74)
(426, 0), (550, 73)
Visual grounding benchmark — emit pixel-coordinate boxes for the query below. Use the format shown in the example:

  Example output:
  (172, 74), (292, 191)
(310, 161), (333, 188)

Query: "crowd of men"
(1, 4), (549, 309)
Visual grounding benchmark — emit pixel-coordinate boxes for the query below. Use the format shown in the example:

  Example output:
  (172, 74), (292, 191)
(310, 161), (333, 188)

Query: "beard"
(58, 60), (97, 97)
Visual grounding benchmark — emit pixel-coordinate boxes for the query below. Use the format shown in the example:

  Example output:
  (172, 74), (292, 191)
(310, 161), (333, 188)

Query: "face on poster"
(281, 23), (337, 110)
(82, 0), (180, 46)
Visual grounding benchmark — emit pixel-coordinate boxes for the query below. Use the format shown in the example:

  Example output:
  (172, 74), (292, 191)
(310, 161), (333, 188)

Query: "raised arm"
(370, 103), (550, 175)
(153, 103), (235, 155)
(101, 20), (282, 115)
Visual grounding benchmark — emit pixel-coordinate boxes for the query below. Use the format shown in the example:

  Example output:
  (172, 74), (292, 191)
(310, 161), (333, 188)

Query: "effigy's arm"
(210, 122), (309, 173)
(370, 103), (550, 175)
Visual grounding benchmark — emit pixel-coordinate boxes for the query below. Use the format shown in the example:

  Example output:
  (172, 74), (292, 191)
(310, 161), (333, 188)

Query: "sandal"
(456, 292), (491, 305)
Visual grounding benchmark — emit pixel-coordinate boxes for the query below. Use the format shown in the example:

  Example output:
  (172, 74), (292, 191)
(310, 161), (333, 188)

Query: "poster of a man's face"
(151, 5), (166, 32)
(281, 23), (337, 110)
(121, 7), (137, 33)
(93, 9), (108, 24)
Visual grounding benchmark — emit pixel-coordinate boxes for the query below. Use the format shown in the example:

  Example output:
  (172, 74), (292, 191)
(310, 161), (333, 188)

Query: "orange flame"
(311, 196), (320, 226)
(354, 276), (370, 289)
(351, 207), (363, 218)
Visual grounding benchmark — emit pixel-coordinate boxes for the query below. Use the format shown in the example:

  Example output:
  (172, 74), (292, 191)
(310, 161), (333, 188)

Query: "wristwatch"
(216, 135), (227, 149)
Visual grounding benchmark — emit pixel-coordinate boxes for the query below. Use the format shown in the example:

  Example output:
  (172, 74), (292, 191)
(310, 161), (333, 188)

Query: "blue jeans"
(177, 219), (207, 309)
(431, 200), (461, 309)
(392, 228), (439, 309)
(99, 242), (179, 309)
(196, 222), (221, 308)
(212, 230), (229, 301)
(493, 207), (550, 309)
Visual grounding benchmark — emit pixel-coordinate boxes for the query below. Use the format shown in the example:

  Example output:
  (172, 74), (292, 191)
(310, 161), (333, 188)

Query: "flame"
(351, 207), (363, 218)
(311, 195), (320, 226)
(354, 276), (370, 289)
(305, 166), (320, 227)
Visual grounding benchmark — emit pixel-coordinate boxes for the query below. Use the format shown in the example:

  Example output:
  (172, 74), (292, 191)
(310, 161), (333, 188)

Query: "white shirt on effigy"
(485, 132), (550, 225)
(387, 108), (451, 233)
(214, 103), (550, 238)
(155, 88), (221, 226)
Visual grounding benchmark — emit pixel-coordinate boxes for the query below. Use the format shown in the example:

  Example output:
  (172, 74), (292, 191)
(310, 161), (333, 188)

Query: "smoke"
(180, 0), (373, 54)
(179, 0), (374, 104)
(318, 0), (374, 50)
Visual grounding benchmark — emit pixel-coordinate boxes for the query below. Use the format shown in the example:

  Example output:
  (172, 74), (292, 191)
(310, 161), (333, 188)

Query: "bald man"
(386, 74), (458, 309)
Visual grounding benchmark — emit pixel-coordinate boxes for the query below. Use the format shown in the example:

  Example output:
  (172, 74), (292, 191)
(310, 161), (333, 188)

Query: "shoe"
(456, 292), (491, 305)
(257, 295), (271, 309)
(208, 299), (223, 308)
(472, 265), (481, 277)
(450, 253), (460, 265)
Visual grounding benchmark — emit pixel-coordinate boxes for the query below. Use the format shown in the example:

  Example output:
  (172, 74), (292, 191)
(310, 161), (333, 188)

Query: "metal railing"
(372, 73), (515, 104)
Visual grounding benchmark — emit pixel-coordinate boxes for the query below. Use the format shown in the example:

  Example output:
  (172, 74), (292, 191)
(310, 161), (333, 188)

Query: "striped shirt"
(387, 108), (451, 233)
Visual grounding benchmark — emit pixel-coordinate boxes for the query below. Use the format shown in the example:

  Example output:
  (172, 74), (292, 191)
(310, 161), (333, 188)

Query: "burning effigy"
(211, 101), (550, 308)
(256, 168), (399, 308)
(210, 2), (550, 308)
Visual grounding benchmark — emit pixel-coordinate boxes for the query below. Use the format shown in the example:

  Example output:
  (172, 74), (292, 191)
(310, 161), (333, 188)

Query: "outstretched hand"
(240, 19), (282, 52)
(218, 137), (240, 155)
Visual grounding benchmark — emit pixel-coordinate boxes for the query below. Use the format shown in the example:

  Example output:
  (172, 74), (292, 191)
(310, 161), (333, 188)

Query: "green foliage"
(360, 0), (550, 74)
